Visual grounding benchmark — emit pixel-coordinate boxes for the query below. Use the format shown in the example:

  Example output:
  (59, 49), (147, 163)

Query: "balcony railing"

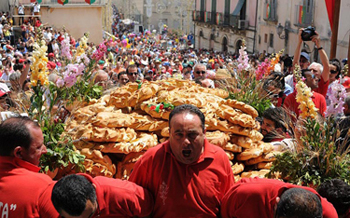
(205, 11), (212, 23)
(216, 12), (223, 25)
(193, 11), (204, 22)
(263, 1), (277, 22)
(294, 4), (313, 27)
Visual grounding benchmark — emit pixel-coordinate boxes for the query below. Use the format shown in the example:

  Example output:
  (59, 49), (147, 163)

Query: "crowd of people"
(0, 5), (349, 218)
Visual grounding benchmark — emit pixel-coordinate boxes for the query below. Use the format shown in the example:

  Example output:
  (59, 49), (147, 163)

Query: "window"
(269, 33), (274, 47)
(264, 34), (268, 43)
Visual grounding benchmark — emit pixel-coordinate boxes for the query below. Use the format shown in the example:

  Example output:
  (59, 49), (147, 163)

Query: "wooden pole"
(348, 35), (350, 76)
(330, 0), (341, 59)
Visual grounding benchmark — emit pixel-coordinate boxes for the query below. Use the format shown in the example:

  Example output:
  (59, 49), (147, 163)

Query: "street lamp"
(276, 23), (285, 39)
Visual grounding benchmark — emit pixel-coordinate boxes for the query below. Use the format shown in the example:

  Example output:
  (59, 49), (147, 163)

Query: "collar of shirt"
(164, 138), (216, 165)
(78, 173), (104, 217)
(0, 156), (40, 172)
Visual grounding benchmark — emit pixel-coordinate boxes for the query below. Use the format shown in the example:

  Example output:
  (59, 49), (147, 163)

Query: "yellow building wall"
(40, 6), (103, 44)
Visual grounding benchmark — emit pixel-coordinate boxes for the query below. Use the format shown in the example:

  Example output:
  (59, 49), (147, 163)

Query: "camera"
(301, 26), (316, 41)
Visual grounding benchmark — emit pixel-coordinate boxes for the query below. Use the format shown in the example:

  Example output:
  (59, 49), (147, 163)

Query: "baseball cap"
(300, 52), (310, 62)
(0, 83), (10, 97)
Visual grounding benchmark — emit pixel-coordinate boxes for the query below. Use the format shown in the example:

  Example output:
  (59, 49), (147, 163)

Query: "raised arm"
(312, 31), (329, 82)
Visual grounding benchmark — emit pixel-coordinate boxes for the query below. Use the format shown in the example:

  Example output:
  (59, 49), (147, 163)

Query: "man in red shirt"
(43, 173), (153, 218)
(284, 69), (327, 117)
(292, 29), (330, 97)
(0, 116), (59, 218)
(221, 178), (338, 218)
(129, 104), (235, 217)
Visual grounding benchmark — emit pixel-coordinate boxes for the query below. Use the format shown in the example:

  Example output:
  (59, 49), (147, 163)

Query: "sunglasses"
(128, 72), (138, 76)
(330, 70), (338, 74)
(195, 71), (206, 75)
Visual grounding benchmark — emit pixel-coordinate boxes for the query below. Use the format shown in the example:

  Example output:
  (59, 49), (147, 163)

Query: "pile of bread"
(65, 79), (281, 180)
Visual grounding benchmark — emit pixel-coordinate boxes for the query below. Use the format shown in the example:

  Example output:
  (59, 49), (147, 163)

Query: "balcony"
(216, 12), (223, 25)
(193, 11), (204, 22)
(294, 4), (313, 27)
(205, 11), (212, 23)
(263, 1), (277, 22)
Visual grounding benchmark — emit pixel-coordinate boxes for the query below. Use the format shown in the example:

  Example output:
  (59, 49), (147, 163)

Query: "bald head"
(94, 70), (109, 89)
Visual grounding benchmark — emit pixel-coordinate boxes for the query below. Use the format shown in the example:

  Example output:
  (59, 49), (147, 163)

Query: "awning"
(232, 0), (246, 16)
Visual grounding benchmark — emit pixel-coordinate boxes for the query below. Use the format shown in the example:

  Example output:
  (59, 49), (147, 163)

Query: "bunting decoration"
(58, 0), (69, 5)
(85, 0), (96, 4)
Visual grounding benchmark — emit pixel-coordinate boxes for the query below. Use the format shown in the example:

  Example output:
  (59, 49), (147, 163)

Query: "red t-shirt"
(283, 91), (327, 117)
(221, 178), (338, 218)
(0, 156), (56, 218)
(313, 76), (329, 98)
(129, 139), (235, 218)
(38, 173), (153, 218)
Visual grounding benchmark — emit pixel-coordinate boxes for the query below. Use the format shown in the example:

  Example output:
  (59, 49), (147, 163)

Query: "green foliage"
(229, 73), (271, 116)
(268, 118), (350, 186)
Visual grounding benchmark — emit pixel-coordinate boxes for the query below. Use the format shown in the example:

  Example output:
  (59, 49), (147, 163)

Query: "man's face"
(309, 65), (321, 79)
(60, 200), (98, 218)
(169, 112), (205, 164)
(193, 66), (206, 79)
(118, 74), (129, 86)
(329, 64), (339, 83)
(344, 103), (350, 116)
(304, 71), (319, 89)
(94, 73), (109, 89)
(127, 67), (138, 83)
(21, 126), (47, 166)
(299, 57), (310, 70)
(261, 118), (276, 136)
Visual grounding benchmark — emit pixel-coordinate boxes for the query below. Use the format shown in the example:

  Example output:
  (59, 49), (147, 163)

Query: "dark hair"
(329, 58), (341, 79)
(276, 188), (322, 218)
(263, 107), (291, 134)
(263, 71), (285, 97)
(169, 104), (205, 131)
(0, 116), (39, 156)
(117, 71), (127, 80)
(317, 179), (350, 216)
(126, 64), (137, 74)
(301, 69), (312, 78)
(51, 174), (97, 216)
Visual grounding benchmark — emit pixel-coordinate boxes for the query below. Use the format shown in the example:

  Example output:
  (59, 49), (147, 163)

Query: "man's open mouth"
(182, 150), (192, 157)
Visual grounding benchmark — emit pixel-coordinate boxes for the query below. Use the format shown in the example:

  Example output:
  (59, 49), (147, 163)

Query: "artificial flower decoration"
(294, 65), (318, 119)
(325, 80), (347, 118)
(31, 29), (49, 86)
(237, 45), (249, 73)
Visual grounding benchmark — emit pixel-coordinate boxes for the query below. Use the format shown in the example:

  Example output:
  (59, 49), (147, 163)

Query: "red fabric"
(221, 178), (338, 218)
(129, 139), (235, 218)
(325, 0), (335, 29)
(35, 20), (41, 27)
(283, 91), (327, 117)
(313, 76), (329, 98)
(38, 173), (153, 218)
(0, 156), (56, 218)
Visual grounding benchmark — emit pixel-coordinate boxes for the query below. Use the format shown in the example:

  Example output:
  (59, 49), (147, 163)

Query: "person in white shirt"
(17, 3), (25, 25)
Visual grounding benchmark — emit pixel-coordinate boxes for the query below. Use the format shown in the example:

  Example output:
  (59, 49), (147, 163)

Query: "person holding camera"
(291, 27), (330, 98)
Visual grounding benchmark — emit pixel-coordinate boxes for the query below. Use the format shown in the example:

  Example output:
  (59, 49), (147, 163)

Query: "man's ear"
(13, 146), (23, 159)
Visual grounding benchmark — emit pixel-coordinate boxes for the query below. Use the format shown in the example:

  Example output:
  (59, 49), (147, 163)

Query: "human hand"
(311, 31), (320, 48)
(298, 28), (304, 43)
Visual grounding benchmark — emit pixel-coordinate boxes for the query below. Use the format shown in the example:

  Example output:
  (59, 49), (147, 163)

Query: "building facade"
(193, 0), (258, 54)
(194, 0), (349, 60)
(113, 0), (195, 35)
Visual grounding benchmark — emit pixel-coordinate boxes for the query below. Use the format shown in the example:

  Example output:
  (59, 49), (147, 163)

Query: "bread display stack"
(65, 79), (279, 180)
